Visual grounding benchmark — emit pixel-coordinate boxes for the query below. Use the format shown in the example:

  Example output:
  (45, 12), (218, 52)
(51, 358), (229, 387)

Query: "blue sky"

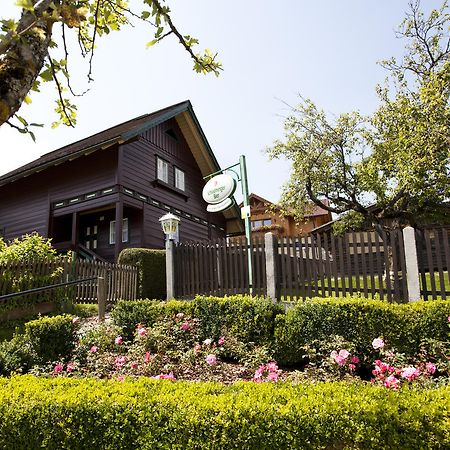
(0, 0), (442, 204)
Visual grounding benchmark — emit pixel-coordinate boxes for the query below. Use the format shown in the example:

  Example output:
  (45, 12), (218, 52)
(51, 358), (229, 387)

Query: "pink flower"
(266, 371), (279, 382)
(117, 375), (125, 382)
(72, 316), (80, 325)
(53, 363), (64, 374)
(144, 352), (151, 363)
(115, 356), (126, 367)
(130, 361), (138, 369)
(115, 336), (123, 345)
(349, 364), (356, 371)
(90, 345), (98, 353)
(401, 367), (419, 381)
(181, 322), (190, 331)
(176, 312), (184, 319)
(254, 365), (265, 380)
(447, 316), (450, 322)
(267, 362), (278, 372)
(351, 356), (360, 364)
(426, 362), (436, 375)
(203, 338), (213, 346)
(137, 327), (147, 337)
(155, 372), (176, 381)
(372, 338), (385, 350)
(384, 375), (399, 389)
(338, 349), (350, 360)
(206, 354), (217, 365)
(218, 336), (225, 345)
(66, 362), (75, 373)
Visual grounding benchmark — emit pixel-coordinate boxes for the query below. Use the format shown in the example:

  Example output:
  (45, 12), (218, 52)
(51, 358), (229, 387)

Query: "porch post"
(402, 226), (421, 302)
(71, 212), (78, 250)
(166, 238), (175, 300)
(114, 201), (123, 261)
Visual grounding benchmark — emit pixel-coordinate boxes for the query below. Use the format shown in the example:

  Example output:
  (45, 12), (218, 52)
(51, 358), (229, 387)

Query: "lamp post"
(159, 213), (180, 300)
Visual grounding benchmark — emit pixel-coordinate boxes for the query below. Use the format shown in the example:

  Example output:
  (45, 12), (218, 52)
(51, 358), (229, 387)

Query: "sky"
(0, 0), (443, 204)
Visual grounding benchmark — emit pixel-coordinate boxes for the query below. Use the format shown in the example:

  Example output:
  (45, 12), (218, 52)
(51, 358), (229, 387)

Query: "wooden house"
(244, 193), (332, 238)
(0, 101), (243, 261)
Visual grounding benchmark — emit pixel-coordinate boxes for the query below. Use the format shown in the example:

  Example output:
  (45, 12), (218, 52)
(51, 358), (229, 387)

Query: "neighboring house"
(242, 193), (332, 238)
(0, 101), (243, 262)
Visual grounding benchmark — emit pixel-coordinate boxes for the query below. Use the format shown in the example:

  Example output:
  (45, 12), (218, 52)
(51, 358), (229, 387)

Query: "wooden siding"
(0, 149), (118, 241)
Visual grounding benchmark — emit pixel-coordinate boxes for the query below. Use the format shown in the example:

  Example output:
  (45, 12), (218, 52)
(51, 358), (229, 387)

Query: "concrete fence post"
(97, 275), (107, 320)
(402, 226), (421, 302)
(166, 239), (175, 300)
(265, 232), (278, 303)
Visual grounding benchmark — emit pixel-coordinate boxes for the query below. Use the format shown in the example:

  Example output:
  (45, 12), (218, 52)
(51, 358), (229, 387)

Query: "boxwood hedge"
(0, 376), (448, 449)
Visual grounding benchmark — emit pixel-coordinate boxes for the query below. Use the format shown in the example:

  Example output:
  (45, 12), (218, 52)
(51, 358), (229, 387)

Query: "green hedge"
(275, 298), (450, 365)
(111, 295), (283, 344)
(0, 376), (448, 449)
(118, 248), (165, 299)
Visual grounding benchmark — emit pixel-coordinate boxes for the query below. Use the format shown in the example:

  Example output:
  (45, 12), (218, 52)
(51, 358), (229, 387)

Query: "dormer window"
(174, 167), (185, 191)
(157, 156), (169, 183)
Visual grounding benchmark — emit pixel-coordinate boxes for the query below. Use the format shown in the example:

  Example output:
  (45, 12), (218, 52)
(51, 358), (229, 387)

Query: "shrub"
(0, 334), (35, 375)
(24, 314), (75, 364)
(118, 248), (165, 299)
(275, 298), (450, 366)
(0, 376), (448, 449)
(111, 295), (283, 344)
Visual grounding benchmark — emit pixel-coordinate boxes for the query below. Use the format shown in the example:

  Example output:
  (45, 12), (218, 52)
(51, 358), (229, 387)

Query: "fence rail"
(172, 226), (450, 302)
(0, 257), (138, 304)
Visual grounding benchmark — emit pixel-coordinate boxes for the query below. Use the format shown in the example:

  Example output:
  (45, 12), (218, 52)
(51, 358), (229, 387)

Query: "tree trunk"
(0, 1), (55, 126)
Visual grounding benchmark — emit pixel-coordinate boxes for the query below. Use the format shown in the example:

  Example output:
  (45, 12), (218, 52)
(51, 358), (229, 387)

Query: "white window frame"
(110, 218), (129, 244)
(174, 167), (185, 191)
(157, 156), (169, 183)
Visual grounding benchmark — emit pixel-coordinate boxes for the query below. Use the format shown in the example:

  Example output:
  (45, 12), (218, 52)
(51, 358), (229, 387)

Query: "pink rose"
(115, 336), (123, 345)
(203, 338), (213, 346)
(194, 343), (202, 353)
(266, 371), (279, 382)
(218, 336), (225, 345)
(144, 352), (151, 363)
(115, 356), (126, 367)
(53, 363), (64, 374)
(348, 364), (356, 371)
(206, 354), (217, 366)
(384, 375), (399, 389)
(155, 372), (176, 381)
(351, 356), (360, 364)
(335, 356), (346, 366)
(181, 322), (190, 331)
(338, 349), (350, 360)
(372, 338), (385, 350)
(72, 316), (80, 325)
(426, 362), (436, 375)
(137, 327), (147, 337)
(267, 362), (278, 372)
(90, 345), (98, 353)
(176, 312), (184, 319)
(66, 362), (75, 373)
(401, 367), (419, 381)
(131, 361), (138, 369)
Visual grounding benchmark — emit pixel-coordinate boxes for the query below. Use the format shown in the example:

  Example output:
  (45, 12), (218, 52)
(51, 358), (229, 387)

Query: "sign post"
(202, 156), (253, 295)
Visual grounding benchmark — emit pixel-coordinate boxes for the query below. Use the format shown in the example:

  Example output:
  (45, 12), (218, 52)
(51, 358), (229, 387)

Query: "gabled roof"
(0, 100), (243, 232)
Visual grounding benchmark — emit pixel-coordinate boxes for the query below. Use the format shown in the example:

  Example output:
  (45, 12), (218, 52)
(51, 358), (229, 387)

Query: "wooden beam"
(114, 201), (123, 261)
(71, 212), (79, 249)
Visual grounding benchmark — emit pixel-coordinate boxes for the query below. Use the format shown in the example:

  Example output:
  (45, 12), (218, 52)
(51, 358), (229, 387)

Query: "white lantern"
(159, 213), (180, 238)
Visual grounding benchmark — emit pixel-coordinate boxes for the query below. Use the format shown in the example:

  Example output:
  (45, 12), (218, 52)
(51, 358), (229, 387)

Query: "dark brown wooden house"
(0, 101), (243, 261)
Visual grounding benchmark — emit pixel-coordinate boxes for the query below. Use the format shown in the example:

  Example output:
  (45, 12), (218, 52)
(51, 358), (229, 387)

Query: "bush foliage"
(118, 248), (165, 300)
(0, 376), (448, 449)
(111, 295), (283, 343)
(275, 298), (450, 366)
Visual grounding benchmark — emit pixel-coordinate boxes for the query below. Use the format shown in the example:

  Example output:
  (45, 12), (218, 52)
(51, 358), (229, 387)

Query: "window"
(251, 219), (272, 230)
(174, 167), (185, 191)
(157, 157), (169, 183)
(109, 218), (129, 244)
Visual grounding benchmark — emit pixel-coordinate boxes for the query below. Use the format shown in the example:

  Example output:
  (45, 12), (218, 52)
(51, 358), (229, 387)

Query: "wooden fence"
(0, 257), (138, 304)
(173, 226), (449, 302)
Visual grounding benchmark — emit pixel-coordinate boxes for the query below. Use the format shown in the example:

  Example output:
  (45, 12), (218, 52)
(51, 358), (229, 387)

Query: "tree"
(267, 0), (450, 237)
(0, 0), (221, 138)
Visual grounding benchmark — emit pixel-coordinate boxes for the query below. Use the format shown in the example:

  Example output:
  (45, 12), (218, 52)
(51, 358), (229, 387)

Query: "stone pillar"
(265, 232), (278, 303)
(165, 238), (175, 300)
(402, 226), (421, 302)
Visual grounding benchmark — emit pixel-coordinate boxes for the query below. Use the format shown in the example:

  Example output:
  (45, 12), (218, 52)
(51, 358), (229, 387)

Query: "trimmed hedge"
(118, 248), (166, 299)
(0, 376), (448, 449)
(275, 298), (450, 365)
(111, 295), (283, 344)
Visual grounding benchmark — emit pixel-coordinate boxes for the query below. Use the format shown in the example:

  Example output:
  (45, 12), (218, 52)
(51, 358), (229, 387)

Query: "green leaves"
(15, 0), (34, 11)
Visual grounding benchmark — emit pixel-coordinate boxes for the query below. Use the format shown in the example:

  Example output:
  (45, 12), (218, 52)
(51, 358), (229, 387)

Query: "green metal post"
(239, 155), (253, 294)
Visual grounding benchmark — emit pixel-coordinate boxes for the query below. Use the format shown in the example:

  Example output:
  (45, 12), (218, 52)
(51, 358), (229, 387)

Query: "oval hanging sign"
(206, 198), (234, 213)
(202, 173), (236, 205)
